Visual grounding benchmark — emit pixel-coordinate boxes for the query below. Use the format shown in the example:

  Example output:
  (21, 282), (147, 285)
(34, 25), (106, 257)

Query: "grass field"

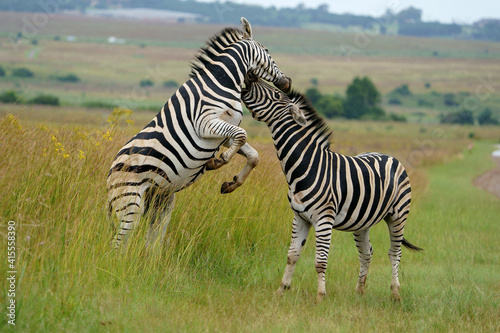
(0, 111), (499, 332)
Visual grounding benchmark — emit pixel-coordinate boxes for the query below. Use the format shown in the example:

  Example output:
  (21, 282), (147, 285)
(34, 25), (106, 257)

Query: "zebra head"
(241, 17), (292, 93)
(242, 71), (306, 126)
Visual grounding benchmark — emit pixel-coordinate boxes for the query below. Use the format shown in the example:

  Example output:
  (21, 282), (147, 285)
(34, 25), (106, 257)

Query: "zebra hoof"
(221, 181), (235, 194)
(221, 176), (240, 194)
(206, 158), (223, 170)
(276, 284), (290, 295)
(316, 292), (326, 303)
(391, 284), (401, 302)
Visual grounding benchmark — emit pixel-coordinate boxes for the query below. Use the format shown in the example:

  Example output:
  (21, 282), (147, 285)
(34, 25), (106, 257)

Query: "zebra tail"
(402, 238), (423, 251)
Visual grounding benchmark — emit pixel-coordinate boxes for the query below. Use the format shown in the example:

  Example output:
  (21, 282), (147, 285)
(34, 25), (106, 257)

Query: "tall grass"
(0, 113), (498, 332)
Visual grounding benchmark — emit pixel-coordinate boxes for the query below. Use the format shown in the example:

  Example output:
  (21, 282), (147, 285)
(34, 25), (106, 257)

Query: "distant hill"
(1, 0), (499, 41)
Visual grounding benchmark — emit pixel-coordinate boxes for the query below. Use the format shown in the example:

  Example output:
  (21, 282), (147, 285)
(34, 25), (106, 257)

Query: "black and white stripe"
(107, 18), (291, 248)
(242, 75), (422, 301)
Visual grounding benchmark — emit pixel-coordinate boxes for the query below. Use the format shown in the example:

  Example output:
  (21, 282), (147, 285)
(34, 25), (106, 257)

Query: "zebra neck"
(269, 114), (331, 176)
(193, 43), (250, 92)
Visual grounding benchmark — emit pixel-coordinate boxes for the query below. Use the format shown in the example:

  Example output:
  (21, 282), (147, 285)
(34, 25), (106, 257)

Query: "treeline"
(2, 0), (499, 40)
(398, 22), (462, 37)
(305, 76), (405, 122)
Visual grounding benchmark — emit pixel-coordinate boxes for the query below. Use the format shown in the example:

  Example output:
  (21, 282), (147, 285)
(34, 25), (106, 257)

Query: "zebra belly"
(108, 133), (222, 194)
(331, 153), (400, 231)
(333, 204), (392, 232)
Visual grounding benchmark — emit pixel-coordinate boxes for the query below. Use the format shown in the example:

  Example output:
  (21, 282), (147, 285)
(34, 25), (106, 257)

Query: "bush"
(55, 73), (81, 83)
(0, 90), (22, 103)
(418, 99), (434, 107)
(391, 84), (412, 96)
(388, 97), (402, 105)
(0, 66), (5, 77)
(28, 94), (60, 106)
(477, 108), (499, 126)
(12, 67), (34, 78)
(388, 113), (407, 122)
(81, 100), (116, 109)
(140, 79), (154, 87)
(163, 80), (179, 88)
(440, 110), (474, 125)
(443, 93), (458, 107)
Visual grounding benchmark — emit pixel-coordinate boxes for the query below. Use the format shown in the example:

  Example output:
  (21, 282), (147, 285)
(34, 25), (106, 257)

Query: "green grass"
(0, 113), (498, 331)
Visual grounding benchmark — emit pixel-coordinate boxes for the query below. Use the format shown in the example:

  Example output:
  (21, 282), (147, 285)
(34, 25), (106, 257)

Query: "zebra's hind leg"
(221, 143), (259, 194)
(146, 193), (175, 249)
(277, 214), (311, 295)
(112, 193), (144, 248)
(353, 229), (373, 295)
(385, 214), (407, 301)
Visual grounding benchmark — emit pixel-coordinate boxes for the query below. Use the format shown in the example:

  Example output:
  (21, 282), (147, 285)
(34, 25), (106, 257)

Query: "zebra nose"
(276, 76), (292, 93)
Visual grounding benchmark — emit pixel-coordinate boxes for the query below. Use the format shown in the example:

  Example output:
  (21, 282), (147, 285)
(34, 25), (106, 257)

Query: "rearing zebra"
(242, 73), (422, 302)
(107, 18), (291, 248)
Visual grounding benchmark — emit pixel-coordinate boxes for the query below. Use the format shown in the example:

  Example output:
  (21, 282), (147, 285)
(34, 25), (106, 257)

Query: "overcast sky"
(200, 0), (499, 24)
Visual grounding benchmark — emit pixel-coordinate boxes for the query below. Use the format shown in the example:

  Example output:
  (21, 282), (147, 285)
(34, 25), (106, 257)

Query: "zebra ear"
(241, 17), (253, 39)
(290, 104), (307, 126)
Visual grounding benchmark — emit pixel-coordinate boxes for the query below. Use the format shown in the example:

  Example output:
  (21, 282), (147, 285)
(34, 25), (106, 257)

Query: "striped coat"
(107, 18), (291, 248)
(242, 74), (421, 301)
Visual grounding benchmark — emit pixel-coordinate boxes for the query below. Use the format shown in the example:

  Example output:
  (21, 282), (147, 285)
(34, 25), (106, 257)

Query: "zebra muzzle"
(275, 76), (292, 93)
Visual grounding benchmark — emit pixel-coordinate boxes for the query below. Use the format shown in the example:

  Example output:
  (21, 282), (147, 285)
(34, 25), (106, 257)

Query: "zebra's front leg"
(221, 143), (259, 194)
(314, 219), (334, 302)
(277, 214), (311, 295)
(353, 229), (373, 295)
(202, 119), (247, 171)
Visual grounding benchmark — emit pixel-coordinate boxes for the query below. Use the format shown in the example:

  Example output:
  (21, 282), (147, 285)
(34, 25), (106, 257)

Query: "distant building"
(85, 8), (203, 23)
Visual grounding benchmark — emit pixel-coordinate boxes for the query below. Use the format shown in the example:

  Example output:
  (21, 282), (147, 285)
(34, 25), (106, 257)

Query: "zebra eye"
(273, 91), (280, 99)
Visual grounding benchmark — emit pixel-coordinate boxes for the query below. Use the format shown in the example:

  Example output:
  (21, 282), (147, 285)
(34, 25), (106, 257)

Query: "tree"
(305, 87), (322, 104)
(316, 95), (344, 118)
(473, 21), (500, 41)
(396, 6), (422, 23)
(343, 76), (385, 119)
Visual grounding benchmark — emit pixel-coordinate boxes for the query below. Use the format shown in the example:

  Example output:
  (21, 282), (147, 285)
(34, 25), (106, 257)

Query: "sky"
(199, 0), (500, 24)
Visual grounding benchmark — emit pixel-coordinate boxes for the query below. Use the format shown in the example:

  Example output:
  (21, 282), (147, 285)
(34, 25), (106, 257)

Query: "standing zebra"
(242, 73), (422, 302)
(107, 18), (291, 248)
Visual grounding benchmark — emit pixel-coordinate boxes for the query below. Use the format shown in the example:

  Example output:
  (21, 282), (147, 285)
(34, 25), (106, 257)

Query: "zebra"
(241, 73), (422, 302)
(107, 18), (292, 248)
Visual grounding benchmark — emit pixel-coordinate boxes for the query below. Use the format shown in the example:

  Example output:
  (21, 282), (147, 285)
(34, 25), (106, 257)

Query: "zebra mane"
(287, 90), (333, 149)
(190, 27), (246, 78)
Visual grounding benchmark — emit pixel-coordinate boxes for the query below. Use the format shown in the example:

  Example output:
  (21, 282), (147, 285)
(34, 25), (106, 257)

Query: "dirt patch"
(473, 155), (500, 199)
